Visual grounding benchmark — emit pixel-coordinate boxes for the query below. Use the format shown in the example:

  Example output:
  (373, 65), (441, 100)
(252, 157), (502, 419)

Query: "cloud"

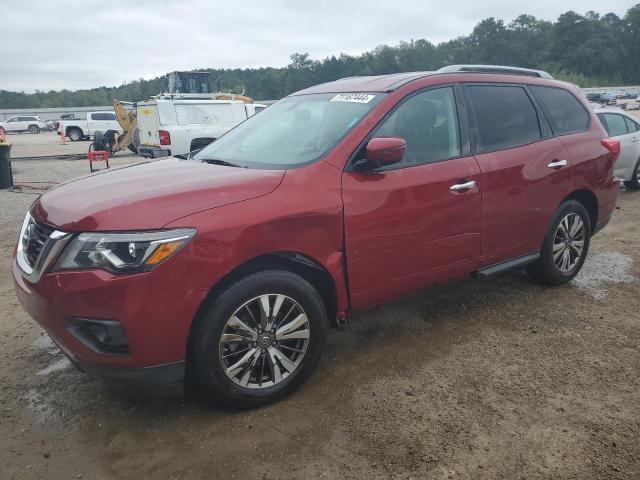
(1, 0), (634, 92)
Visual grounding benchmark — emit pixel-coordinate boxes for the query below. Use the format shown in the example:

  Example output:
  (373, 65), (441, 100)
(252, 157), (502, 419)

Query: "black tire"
(128, 128), (140, 154)
(28, 124), (40, 134)
(67, 127), (83, 142)
(192, 270), (327, 409)
(623, 159), (640, 190)
(527, 200), (591, 286)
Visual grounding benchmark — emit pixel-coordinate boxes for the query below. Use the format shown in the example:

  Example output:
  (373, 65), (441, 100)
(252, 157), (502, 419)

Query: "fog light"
(66, 317), (129, 355)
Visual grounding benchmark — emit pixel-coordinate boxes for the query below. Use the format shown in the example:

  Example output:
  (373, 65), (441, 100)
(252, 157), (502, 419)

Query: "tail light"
(601, 138), (620, 162)
(159, 130), (171, 145)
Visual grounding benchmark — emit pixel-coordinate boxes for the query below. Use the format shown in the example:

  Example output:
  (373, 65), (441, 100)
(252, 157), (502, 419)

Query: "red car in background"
(14, 65), (620, 408)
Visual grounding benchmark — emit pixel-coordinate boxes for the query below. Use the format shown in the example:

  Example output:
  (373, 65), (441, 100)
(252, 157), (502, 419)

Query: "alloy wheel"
(219, 294), (310, 390)
(553, 213), (586, 273)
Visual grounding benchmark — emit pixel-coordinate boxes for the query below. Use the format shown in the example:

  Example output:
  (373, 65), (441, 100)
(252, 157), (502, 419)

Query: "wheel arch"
(185, 251), (340, 378)
(562, 189), (598, 233)
(66, 125), (83, 137)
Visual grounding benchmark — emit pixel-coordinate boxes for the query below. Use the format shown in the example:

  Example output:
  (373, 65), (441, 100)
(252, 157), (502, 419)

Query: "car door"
(342, 86), (482, 308)
(103, 112), (122, 132)
(598, 112), (640, 181)
(87, 112), (103, 134)
(464, 84), (577, 267)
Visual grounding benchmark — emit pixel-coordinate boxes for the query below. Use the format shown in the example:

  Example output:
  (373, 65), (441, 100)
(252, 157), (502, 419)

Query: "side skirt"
(476, 252), (540, 278)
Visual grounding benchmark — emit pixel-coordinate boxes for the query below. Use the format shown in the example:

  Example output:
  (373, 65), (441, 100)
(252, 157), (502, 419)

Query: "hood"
(31, 158), (285, 231)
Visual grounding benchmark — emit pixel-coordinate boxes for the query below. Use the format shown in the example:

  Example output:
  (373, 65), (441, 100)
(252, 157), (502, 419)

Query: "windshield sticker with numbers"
(330, 94), (375, 104)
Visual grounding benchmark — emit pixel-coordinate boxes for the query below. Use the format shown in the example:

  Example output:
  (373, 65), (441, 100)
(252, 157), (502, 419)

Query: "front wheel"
(623, 159), (640, 190)
(28, 124), (40, 134)
(527, 200), (591, 286)
(192, 270), (326, 408)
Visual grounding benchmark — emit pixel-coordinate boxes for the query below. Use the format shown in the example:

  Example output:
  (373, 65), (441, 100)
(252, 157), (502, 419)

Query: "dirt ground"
(1, 157), (639, 480)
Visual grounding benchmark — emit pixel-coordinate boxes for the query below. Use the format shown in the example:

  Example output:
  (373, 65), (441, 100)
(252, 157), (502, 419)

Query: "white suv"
(0, 115), (49, 134)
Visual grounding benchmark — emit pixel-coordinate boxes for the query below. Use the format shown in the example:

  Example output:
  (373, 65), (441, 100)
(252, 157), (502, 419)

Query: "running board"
(476, 252), (539, 278)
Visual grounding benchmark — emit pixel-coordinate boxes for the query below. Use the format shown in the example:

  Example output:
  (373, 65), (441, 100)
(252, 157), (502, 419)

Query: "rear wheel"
(67, 127), (82, 141)
(28, 124), (40, 134)
(527, 200), (591, 286)
(192, 270), (326, 408)
(623, 159), (640, 190)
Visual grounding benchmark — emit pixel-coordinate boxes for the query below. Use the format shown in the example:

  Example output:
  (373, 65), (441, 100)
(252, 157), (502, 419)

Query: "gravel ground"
(4, 130), (139, 159)
(0, 158), (639, 480)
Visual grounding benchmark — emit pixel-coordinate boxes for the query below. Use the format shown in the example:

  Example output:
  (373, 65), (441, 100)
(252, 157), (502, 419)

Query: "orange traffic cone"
(59, 128), (68, 145)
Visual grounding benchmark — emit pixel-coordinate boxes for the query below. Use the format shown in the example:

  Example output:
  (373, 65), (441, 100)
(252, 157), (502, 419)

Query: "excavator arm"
(112, 99), (138, 153)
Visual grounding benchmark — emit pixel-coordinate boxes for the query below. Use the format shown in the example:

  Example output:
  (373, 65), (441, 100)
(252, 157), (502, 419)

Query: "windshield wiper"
(200, 158), (246, 168)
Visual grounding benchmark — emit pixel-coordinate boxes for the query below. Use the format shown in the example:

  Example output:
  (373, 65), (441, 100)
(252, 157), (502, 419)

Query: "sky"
(1, 0), (635, 92)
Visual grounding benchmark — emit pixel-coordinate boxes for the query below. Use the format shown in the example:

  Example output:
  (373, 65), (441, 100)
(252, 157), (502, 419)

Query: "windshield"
(193, 92), (384, 168)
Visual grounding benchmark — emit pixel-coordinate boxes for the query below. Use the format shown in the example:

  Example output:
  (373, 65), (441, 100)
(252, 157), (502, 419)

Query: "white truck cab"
(136, 99), (266, 158)
(59, 111), (122, 141)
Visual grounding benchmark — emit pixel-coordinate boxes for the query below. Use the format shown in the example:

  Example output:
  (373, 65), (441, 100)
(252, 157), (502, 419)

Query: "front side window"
(601, 113), (629, 137)
(193, 93), (384, 169)
(530, 86), (589, 135)
(370, 87), (460, 168)
(467, 85), (541, 153)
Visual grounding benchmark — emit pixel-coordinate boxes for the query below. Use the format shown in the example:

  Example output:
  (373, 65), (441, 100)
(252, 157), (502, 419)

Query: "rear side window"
(467, 85), (541, 153)
(530, 86), (589, 135)
(600, 113), (629, 137)
(91, 113), (116, 121)
(624, 116), (639, 133)
(175, 104), (234, 125)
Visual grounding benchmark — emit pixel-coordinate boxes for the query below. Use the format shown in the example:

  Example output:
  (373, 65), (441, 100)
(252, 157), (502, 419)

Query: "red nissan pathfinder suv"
(14, 65), (620, 408)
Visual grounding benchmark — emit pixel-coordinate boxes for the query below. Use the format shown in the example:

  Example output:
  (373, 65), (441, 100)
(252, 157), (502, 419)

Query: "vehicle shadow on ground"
(27, 268), (542, 421)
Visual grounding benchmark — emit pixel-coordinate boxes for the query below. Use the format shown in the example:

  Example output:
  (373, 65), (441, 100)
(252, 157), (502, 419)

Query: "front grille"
(24, 219), (54, 267)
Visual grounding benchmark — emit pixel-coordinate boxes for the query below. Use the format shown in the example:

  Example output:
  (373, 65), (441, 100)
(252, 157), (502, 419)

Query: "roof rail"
(436, 65), (554, 79)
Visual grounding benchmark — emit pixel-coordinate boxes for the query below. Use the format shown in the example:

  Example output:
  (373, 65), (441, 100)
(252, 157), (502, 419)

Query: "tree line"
(2, 4), (639, 109)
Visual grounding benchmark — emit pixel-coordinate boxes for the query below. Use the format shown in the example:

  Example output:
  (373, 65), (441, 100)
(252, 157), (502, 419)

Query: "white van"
(136, 99), (266, 158)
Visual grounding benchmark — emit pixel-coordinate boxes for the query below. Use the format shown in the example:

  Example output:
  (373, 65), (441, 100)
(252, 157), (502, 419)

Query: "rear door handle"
(449, 180), (476, 192)
(547, 159), (568, 169)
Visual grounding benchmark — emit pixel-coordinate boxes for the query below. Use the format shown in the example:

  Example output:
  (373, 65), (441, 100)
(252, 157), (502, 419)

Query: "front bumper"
(59, 336), (185, 396)
(13, 257), (208, 393)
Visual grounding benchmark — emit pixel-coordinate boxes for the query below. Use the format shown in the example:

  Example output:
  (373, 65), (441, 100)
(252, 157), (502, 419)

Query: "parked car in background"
(14, 65), (620, 408)
(586, 93), (616, 106)
(58, 111), (122, 141)
(596, 108), (640, 189)
(136, 99), (267, 158)
(0, 115), (50, 134)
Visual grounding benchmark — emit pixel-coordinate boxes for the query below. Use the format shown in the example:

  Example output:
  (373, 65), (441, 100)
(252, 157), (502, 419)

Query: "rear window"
(175, 104), (234, 124)
(467, 85), (541, 153)
(530, 86), (589, 135)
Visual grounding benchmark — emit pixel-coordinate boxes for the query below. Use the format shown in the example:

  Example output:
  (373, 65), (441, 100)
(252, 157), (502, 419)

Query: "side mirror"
(366, 137), (406, 166)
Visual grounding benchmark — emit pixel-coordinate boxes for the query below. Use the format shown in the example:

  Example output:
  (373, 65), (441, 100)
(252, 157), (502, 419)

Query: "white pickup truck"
(136, 99), (266, 158)
(59, 111), (122, 141)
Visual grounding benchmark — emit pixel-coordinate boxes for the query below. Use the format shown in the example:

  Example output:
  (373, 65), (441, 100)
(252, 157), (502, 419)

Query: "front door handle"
(547, 159), (568, 169)
(449, 180), (476, 192)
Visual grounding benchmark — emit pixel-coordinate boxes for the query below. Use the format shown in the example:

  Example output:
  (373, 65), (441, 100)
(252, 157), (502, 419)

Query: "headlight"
(53, 228), (196, 274)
